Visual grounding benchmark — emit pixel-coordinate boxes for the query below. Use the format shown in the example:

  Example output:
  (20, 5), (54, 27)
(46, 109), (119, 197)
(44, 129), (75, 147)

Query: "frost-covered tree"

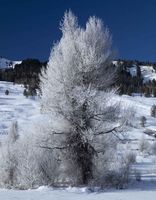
(40, 11), (124, 186)
(139, 135), (150, 153)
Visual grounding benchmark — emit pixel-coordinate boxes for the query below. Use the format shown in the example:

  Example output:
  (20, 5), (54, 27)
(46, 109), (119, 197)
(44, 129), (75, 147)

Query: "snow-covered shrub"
(124, 108), (136, 128)
(125, 151), (136, 164)
(0, 118), (60, 189)
(0, 145), (17, 188)
(8, 121), (19, 143)
(151, 142), (156, 155)
(15, 137), (41, 189)
(94, 152), (134, 189)
(0, 121), (19, 188)
(15, 118), (61, 189)
(139, 136), (150, 153)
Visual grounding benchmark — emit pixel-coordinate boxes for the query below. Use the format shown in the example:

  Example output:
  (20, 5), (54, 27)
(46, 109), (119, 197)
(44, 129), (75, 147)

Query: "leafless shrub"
(139, 136), (150, 153)
(151, 105), (156, 117)
(140, 116), (147, 127)
(135, 171), (141, 182)
(126, 151), (136, 164)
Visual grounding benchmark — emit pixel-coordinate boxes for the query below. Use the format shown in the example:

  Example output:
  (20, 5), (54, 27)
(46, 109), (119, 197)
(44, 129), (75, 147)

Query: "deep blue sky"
(0, 0), (156, 61)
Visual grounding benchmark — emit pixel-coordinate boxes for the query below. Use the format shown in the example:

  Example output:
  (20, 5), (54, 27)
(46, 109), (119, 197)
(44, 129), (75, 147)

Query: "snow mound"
(36, 186), (52, 191)
(66, 187), (89, 193)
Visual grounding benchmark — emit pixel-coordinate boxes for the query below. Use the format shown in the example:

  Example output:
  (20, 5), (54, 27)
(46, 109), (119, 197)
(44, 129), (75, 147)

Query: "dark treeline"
(0, 58), (156, 97)
(0, 59), (47, 96)
(115, 59), (156, 96)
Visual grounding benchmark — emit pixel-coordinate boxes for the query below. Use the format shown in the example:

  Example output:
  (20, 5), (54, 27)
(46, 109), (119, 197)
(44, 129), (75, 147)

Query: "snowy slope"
(1, 81), (156, 198)
(0, 81), (39, 139)
(140, 65), (156, 83)
(0, 81), (156, 182)
(113, 61), (156, 83)
(113, 94), (156, 184)
(128, 65), (156, 82)
(0, 58), (21, 69)
(0, 82), (156, 177)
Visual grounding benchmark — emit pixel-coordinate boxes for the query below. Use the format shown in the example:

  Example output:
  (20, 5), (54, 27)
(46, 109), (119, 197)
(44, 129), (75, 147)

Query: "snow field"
(0, 81), (156, 199)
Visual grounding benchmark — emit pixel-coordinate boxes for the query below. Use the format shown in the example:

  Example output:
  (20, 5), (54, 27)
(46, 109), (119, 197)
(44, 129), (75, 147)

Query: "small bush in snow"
(94, 152), (135, 189)
(135, 171), (141, 182)
(139, 136), (150, 153)
(101, 170), (128, 189)
(23, 89), (28, 98)
(151, 105), (156, 117)
(125, 151), (136, 164)
(140, 116), (146, 127)
(5, 90), (9, 95)
(0, 118), (61, 189)
(0, 121), (19, 187)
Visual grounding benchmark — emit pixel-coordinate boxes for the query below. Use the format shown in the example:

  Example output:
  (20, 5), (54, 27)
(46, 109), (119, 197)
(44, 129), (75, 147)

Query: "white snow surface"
(1, 81), (156, 199)
(1, 186), (156, 200)
(140, 65), (156, 83)
(0, 81), (40, 139)
(128, 65), (156, 83)
(129, 65), (156, 83)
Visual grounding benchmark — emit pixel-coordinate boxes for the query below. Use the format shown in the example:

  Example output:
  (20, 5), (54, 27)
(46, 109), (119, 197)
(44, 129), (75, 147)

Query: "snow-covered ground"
(0, 81), (40, 140)
(128, 65), (156, 83)
(115, 94), (156, 181)
(1, 186), (156, 200)
(1, 81), (156, 199)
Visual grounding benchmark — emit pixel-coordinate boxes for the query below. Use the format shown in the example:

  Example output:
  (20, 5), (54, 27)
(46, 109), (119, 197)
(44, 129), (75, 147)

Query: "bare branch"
(52, 132), (68, 135)
(94, 125), (121, 136)
(39, 146), (67, 150)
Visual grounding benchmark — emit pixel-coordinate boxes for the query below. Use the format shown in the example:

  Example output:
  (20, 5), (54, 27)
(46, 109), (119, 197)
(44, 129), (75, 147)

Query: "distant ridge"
(0, 57), (21, 69)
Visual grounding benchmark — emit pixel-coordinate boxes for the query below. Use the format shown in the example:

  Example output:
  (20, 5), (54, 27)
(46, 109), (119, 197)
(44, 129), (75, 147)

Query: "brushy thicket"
(0, 118), (134, 189)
